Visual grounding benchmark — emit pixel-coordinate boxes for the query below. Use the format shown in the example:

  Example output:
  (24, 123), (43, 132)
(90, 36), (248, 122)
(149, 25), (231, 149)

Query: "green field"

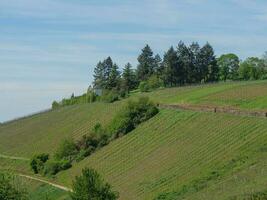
(0, 102), (124, 157)
(56, 109), (267, 199)
(143, 80), (267, 110)
(18, 176), (69, 200)
(1, 81), (267, 199)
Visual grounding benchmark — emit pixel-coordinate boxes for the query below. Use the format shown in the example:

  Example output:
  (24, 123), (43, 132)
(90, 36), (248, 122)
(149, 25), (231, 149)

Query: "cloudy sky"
(1, 0), (267, 122)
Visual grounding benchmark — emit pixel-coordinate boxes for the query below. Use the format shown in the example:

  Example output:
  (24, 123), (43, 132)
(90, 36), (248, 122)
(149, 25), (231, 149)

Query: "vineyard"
(1, 80), (267, 199)
(0, 102), (124, 157)
(56, 109), (267, 200)
(144, 80), (267, 111)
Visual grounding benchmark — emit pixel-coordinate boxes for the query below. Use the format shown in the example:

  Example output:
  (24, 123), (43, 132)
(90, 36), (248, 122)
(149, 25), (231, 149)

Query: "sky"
(1, 0), (267, 122)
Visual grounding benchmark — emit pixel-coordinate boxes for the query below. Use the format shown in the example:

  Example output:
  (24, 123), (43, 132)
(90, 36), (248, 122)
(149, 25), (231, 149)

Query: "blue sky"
(1, 0), (267, 122)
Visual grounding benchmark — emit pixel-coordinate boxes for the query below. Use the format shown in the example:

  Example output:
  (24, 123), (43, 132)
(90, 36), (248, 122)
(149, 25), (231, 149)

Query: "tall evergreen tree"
(189, 42), (201, 83)
(102, 57), (114, 88)
(137, 44), (156, 81)
(122, 63), (137, 92)
(154, 54), (163, 76)
(93, 61), (105, 89)
(163, 46), (179, 86)
(107, 63), (121, 90)
(199, 43), (219, 82)
(177, 41), (192, 84)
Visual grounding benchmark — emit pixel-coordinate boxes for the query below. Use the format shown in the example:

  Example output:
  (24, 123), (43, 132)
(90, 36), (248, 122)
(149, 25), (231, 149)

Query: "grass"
(56, 109), (267, 200)
(142, 80), (267, 110)
(0, 102), (124, 157)
(18, 176), (70, 200)
(1, 80), (267, 199)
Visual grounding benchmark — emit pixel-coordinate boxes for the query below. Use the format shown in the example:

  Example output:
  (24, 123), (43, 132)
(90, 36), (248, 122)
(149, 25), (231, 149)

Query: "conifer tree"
(137, 44), (156, 81)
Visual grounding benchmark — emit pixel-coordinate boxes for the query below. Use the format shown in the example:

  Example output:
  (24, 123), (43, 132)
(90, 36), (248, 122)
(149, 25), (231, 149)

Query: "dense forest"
(52, 42), (267, 108)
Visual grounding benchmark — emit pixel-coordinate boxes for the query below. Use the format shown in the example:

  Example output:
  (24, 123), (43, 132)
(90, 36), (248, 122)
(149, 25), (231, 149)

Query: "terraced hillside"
(56, 109), (267, 200)
(145, 80), (267, 111)
(1, 81), (267, 199)
(0, 102), (124, 157)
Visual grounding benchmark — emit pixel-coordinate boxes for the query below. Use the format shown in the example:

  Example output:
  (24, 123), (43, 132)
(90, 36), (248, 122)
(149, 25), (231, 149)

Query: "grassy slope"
(0, 102), (124, 157)
(1, 81), (267, 199)
(143, 80), (267, 110)
(18, 176), (70, 200)
(56, 109), (267, 200)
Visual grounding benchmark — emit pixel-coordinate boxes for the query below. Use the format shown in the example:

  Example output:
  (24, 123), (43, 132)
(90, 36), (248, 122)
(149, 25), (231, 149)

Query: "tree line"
(93, 42), (267, 93)
(52, 42), (267, 108)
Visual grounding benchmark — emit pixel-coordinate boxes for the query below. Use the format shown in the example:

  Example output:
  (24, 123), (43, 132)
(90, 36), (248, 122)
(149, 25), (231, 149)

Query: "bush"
(147, 75), (163, 90)
(108, 97), (159, 138)
(30, 153), (49, 174)
(139, 81), (150, 92)
(139, 76), (163, 92)
(54, 138), (79, 161)
(43, 160), (72, 176)
(71, 168), (119, 200)
(0, 172), (28, 200)
(52, 101), (60, 109)
(75, 149), (93, 162)
(101, 90), (119, 103)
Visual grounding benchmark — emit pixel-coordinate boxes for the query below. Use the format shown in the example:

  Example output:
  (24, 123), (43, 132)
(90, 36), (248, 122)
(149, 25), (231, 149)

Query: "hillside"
(143, 80), (267, 111)
(0, 102), (124, 157)
(56, 109), (267, 199)
(1, 80), (267, 199)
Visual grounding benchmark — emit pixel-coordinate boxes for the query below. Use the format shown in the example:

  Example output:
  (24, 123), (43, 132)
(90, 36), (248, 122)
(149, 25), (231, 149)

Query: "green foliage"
(122, 63), (138, 92)
(54, 138), (79, 161)
(93, 57), (121, 90)
(52, 88), (98, 109)
(239, 57), (267, 80)
(0, 172), (28, 200)
(218, 53), (240, 81)
(30, 153), (49, 174)
(108, 97), (159, 138)
(162, 46), (181, 87)
(137, 44), (157, 81)
(139, 75), (163, 92)
(30, 152), (72, 175)
(43, 160), (72, 176)
(147, 75), (163, 90)
(70, 168), (119, 200)
(52, 101), (60, 109)
(101, 90), (119, 103)
(139, 81), (150, 92)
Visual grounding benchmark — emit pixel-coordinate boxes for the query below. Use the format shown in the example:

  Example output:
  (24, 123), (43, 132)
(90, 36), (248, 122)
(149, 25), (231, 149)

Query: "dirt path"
(0, 154), (30, 161)
(160, 104), (267, 118)
(18, 174), (73, 192)
(0, 154), (72, 192)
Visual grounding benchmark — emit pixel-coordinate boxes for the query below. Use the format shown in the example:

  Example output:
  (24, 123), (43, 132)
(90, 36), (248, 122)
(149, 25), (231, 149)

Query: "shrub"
(52, 101), (60, 109)
(108, 97), (159, 138)
(139, 76), (163, 92)
(75, 149), (93, 162)
(101, 90), (119, 103)
(0, 172), (28, 200)
(54, 138), (79, 161)
(30, 153), (49, 174)
(70, 168), (119, 200)
(139, 81), (150, 92)
(43, 160), (72, 176)
(147, 75), (163, 90)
